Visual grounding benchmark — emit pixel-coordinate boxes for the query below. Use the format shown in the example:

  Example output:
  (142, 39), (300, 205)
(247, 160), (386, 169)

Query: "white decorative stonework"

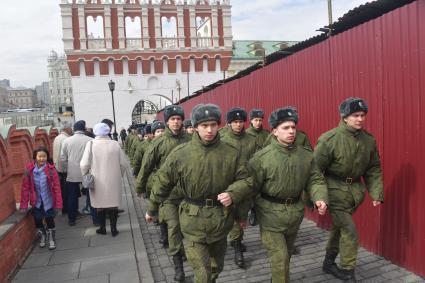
(60, 0), (232, 127)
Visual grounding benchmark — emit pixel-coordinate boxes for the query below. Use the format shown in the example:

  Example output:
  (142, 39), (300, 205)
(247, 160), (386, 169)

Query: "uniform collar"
(338, 120), (361, 137)
(165, 126), (185, 139)
(228, 125), (246, 138)
(192, 131), (220, 148)
(271, 136), (297, 152)
(250, 125), (263, 133)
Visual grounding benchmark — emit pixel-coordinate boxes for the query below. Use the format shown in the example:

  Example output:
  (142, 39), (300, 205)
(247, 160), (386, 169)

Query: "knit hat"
(164, 105), (185, 122)
(250, 109), (265, 119)
(191, 104), (222, 127)
(183, 120), (193, 128)
(93, 123), (110, 137)
(73, 120), (86, 132)
(152, 121), (165, 133)
(339, 97), (368, 118)
(268, 107), (299, 129)
(226, 107), (247, 123)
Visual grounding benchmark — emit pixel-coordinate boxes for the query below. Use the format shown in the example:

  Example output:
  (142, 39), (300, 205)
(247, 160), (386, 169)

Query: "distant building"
(8, 87), (37, 109)
(0, 86), (10, 112)
(227, 40), (297, 77)
(47, 50), (73, 113)
(35, 82), (50, 108)
(0, 79), (10, 88)
(60, 0), (233, 127)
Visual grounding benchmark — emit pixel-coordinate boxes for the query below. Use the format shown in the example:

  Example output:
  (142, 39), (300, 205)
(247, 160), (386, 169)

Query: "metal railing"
(87, 38), (105, 49)
(126, 38), (143, 49)
(196, 37), (212, 48)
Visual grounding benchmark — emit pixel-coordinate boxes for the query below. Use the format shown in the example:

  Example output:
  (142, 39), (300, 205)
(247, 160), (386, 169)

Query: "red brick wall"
(0, 125), (57, 283)
(0, 215), (35, 283)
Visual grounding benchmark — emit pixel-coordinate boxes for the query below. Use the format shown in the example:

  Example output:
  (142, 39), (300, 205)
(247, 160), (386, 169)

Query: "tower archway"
(131, 99), (158, 124)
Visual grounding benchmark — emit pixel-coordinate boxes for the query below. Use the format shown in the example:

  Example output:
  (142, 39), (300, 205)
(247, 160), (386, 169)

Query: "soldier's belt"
(260, 193), (299, 205)
(184, 197), (222, 208)
(325, 173), (361, 185)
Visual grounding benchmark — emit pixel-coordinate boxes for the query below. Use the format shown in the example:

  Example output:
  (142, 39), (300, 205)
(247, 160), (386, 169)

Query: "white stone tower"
(60, 0), (233, 127)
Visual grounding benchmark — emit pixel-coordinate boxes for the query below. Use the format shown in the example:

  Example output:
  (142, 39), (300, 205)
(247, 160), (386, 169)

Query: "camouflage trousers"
(159, 202), (184, 256)
(261, 225), (300, 283)
(228, 222), (244, 241)
(184, 237), (227, 283)
(326, 210), (358, 270)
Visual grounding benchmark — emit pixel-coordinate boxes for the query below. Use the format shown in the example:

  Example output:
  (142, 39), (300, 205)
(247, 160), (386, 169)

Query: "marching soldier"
(220, 107), (258, 268)
(183, 119), (195, 135)
(315, 98), (384, 281)
(133, 124), (153, 177)
(263, 107), (312, 150)
(136, 106), (190, 282)
(145, 104), (254, 283)
(248, 107), (328, 283)
(129, 128), (144, 167)
(246, 109), (270, 147)
(124, 125), (137, 154)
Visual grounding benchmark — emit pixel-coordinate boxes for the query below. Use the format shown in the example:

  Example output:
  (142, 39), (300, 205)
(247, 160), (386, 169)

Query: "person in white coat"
(80, 123), (129, 236)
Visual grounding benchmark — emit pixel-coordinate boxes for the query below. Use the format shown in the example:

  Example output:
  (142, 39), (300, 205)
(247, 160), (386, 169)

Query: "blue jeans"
(32, 203), (55, 229)
(66, 182), (80, 222)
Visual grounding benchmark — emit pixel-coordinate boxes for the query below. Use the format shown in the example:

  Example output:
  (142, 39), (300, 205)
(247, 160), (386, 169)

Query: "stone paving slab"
(136, 196), (425, 283)
(12, 175), (146, 283)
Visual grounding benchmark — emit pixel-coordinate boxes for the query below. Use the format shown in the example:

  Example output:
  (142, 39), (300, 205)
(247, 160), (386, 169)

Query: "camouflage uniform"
(314, 121), (384, 273)
(246, 125), (269, 148)
(148, 132), (253, 282)
(133, 139), (151, 176)
(137, 127), (190, 259)
(249, 137), (327, 282)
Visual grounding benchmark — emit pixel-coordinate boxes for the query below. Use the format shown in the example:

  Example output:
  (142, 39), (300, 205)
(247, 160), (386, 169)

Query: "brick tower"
(60, 0), (232, 127)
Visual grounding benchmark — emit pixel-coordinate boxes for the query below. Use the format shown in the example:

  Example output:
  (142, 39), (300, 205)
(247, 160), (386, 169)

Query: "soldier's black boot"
(96, 210), (107, 235)
(322, 251), (338, 274)
(248, 208), (257, 226)
(337, 268), (356, 282)
(233, 240), (245, 268)
(172, 252), (185, 282)
(159, 223), (169, 248)
(109, 209), (119, 237)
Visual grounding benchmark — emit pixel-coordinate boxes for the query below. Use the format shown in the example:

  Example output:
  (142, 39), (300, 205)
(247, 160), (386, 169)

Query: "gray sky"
(0, 0), (369, 88)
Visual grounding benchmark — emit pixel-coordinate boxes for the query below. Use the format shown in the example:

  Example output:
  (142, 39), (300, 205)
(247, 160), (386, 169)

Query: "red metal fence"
(158, 1), (425, 277)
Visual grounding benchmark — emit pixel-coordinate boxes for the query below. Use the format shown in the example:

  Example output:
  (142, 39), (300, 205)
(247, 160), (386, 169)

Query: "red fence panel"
(158, 1), (425, 277)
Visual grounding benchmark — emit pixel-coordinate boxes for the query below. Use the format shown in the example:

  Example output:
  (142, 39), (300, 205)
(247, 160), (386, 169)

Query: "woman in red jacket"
(20, 147), (62, 250)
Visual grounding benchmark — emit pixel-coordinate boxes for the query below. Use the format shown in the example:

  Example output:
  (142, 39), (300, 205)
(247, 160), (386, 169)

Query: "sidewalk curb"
(124, 172), (155, 283)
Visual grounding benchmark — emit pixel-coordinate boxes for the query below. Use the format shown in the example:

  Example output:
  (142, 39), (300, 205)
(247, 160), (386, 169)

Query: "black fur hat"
(152, 121), (165, 134)
(339, 97), (368, 118)
(250, 109), (265, 119)
(191, 104), (222, 127)
(268, 107), (299, 129)
(144, 124), (152, 134)
(226, 107), (247, 123)
(164, 105), (185, 122)
(183, 120), (193, 128)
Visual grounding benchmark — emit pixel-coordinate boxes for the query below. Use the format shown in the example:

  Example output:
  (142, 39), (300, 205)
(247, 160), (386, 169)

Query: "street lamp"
(108, 80), (118, 141)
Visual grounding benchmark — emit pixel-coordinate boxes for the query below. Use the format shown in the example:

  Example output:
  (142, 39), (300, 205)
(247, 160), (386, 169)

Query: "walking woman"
(80, 123), (129, 236)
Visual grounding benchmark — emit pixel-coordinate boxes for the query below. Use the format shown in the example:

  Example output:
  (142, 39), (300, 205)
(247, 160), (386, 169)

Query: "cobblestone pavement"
(136, 198), (424, 283)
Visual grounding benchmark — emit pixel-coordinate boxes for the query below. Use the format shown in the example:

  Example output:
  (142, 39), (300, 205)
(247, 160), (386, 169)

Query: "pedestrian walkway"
(12, 174), (152, 283)
(12, 176), (425, 283)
